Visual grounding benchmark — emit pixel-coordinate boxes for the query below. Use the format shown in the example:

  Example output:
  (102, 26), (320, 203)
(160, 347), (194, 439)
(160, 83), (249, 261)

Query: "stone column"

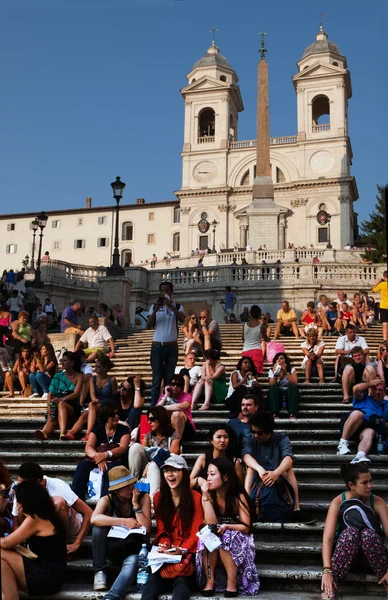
(279, 214), (286, 250)
(239, 223), (248, 248)
(98, 276), (132, 324)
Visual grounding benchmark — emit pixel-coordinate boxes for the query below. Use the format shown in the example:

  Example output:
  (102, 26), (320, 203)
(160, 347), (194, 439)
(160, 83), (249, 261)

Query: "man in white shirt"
(333, 323), (370, 384)
(334, 290), (353, 308)
(75, 315), (115, 362)
(175, 352), (202, 393)
(6, 290), (23, 321)
(147, 281), (184, 407)
(13, 461), (92, 556)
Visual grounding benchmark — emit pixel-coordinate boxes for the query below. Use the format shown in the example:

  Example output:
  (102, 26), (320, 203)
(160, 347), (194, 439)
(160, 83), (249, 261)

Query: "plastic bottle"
(377, 435), (384, 455)
(136, 543), (149, 592)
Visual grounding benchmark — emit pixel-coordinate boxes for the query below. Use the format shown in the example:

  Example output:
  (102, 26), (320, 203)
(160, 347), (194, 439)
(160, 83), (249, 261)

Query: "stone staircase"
(2, 324), (388, 600)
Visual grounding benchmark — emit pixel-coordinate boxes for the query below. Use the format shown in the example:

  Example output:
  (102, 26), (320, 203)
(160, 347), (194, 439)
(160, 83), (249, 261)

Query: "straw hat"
(108, 466), (138, 492)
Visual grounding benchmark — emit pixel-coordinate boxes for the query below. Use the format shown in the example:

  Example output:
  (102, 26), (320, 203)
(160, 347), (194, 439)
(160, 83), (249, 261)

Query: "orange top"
(153, 489), (203, 553)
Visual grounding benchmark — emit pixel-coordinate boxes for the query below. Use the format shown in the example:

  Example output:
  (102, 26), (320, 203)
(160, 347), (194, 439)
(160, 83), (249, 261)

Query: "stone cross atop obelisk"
(252, 31), (274, 200)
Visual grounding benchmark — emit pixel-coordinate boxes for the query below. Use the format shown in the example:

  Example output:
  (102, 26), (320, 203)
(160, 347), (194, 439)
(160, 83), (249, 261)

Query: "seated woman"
(157, 373), (196, 441)
(72, 402), (131, 500)
(268, 352), (301, 420)
(182, 311), (203, 355)
(4, 345), (35, 398)
(241, 304), (268, 373)
(29, 342), (58, 399)
(321, 463), (388, 600)
(0, 458), (13, 536)
(190, 426), (243, 489)
(0, 479), (67, 599)
(301, 328), (325, 384)
(33, 351), (83, 440)
(298, 302), (323, 338)
(33, 320), (50, 348)
(91, 466), (151, 596)
(196, 457), (260, 596)
(225, 356), (263, 419)
(61, 352), (117, 441)
(8, 310), (36, 356)
(191, 349), (226, 411)
(116, 374), (145, 431)
(128, 406), (181, 499)
(141, 455), (203, 600)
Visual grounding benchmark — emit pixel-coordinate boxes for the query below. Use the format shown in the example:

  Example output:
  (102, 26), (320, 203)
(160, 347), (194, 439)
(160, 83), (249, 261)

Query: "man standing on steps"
(373, 271), (388, 341)
(228, 394), (259, 457)
(337, 379), (388, 463)
(223, 286), (237, 323)
(12, 461), (92, 556)
(147, 281), (184, 407)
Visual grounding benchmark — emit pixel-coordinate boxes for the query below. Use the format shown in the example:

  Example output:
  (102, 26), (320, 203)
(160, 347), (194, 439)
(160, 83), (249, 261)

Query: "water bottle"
(136, 543), (149, 592)
(377, 435), (384, 455)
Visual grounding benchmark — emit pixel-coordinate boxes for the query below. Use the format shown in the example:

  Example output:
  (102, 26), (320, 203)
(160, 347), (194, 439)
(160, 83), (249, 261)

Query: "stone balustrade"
(41, 259), (106, 287)
(230, 135), (297, 149)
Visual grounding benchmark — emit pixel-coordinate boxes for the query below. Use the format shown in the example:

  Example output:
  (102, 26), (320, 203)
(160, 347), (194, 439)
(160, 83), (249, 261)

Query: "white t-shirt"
(12, 475), (78, 516)
(301, 340), (325, 369)
(175, 364), (202, 386)
(81, 363), (94, 375)
(335, 334), (368, 357)
(7, 297), (22, 312)
(148, 302), (184, 343)
(44, 303), (56, 313)
(334, 297), (353, 307)
(80, 325), (112, 349)
(268, 367), (296, 390)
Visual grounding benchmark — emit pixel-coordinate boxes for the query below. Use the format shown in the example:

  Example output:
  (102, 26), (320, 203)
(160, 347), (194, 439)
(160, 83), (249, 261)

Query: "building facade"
(0, 27), (358, 272)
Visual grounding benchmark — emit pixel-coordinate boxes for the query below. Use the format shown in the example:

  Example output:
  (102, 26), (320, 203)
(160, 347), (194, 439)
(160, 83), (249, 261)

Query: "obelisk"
(247, 31), (282, 249)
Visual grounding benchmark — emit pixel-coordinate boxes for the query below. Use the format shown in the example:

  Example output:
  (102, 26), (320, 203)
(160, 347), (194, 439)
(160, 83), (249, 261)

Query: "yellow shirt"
(373, 281), (388, 309)
(277, 308), (297, 322)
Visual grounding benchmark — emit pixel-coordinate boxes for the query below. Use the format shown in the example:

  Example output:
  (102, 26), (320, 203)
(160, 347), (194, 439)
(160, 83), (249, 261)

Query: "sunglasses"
(252, 430), (267, 437)
(170, 382), (180, 387)
(110, 412), (120, 418)
(147, 416), (156, 422)
(120, 386), (129, 392)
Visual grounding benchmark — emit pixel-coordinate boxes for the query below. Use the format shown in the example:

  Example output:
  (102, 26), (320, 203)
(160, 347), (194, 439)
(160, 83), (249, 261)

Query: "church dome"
(302, 27), (344, 59)
(193, 42), (233, 70)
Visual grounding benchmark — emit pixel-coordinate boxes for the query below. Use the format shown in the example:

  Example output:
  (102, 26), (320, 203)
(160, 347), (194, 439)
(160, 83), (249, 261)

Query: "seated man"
(75, 315), (115, 362)
(337, 379), (388, 463)
(242, 410), (309, 523)
(333, 324), (370, 386)
(12, 461), (92, 556)
(340, 346), (376, 404)
(228, 394), (259, 458)
(199, 309), (222, 351)
(274, 300), (300, 339)
(175, 352), (202, 393)
(157, 373), (196, 441)
(334, 290), (353, 309)
(60, 301), (84, 336)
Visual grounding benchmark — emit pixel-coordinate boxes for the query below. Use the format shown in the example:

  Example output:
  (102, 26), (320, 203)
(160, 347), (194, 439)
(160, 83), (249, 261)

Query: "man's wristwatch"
(135, 387), (141, 391)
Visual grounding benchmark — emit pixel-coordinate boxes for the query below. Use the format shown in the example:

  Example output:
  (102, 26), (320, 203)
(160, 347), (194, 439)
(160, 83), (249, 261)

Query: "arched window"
(173, 232), (180, 252)
(122, 221), (133, 241)
(312, 95), (330, 132)
(276, 167), (285, 183)
(198, 108), (215, 143)
(241, 170), (250, 186)
(121, 249), (132, 266)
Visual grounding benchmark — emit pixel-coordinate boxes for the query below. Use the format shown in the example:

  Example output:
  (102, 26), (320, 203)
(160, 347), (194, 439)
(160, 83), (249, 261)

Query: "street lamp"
(326, 213), (332, 249)
(211, 219), (218, 253)
(107, 176), (126, 277)
(33, 212), (49, 287)
(30, 219), (39, 270)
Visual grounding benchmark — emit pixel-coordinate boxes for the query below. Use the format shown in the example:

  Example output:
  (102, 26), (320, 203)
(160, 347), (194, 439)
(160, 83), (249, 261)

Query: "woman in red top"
(141, 455), (203, 600)
(298, 301), (323, 338)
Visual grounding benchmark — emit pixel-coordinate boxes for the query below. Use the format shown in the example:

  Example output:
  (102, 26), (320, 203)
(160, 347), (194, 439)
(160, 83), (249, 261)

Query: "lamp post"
(30, 219), (39, 270)
(107, 176), (126, 277)
(33, 212), (49, 287)
(211, 219), (218, 253)
(326, 213), (332, 249)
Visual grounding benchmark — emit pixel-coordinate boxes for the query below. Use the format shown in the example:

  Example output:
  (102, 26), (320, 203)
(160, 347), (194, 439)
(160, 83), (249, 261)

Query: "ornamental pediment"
(293, 61), (345, 81)
(181, 75), (229, 94)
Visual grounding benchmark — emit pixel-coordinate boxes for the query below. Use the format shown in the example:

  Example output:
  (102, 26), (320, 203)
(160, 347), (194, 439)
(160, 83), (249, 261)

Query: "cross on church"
(259, 30), (267, 59)
(319, 12), (325, 30)
(210, 27), (218, 44)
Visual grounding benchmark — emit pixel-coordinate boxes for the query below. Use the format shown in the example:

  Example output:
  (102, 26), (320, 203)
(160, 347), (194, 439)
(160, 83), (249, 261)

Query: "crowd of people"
(1, 274), (388, 599)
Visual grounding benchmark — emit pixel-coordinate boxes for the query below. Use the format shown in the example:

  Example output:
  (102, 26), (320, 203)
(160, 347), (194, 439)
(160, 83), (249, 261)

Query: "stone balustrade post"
(98, 276), (133, 325)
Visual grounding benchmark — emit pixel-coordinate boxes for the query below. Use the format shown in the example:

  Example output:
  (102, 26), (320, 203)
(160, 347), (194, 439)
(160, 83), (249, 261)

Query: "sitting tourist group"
(1, 274), (388, 600)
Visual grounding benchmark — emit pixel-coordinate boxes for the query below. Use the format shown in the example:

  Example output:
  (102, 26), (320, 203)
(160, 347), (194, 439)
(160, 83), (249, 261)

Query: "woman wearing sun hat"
(141, 454), (203, 600)
(91, 465), (151, 596)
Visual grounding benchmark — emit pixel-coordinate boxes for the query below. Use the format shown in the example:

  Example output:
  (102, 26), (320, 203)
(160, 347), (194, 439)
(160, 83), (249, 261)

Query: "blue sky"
(1, 0), (387, 226)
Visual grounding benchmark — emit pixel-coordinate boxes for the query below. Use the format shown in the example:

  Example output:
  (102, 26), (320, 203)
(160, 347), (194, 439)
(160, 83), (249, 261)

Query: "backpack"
(250, 476), (294, 523)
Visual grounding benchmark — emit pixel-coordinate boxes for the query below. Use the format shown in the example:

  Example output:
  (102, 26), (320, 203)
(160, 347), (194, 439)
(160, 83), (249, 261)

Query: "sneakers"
(29, 392), (40, 398)
(42, 392), (48, 400)
(93, 571), (108, 591)
(351, 451), (371, 464)
(337, 439), (351, 456)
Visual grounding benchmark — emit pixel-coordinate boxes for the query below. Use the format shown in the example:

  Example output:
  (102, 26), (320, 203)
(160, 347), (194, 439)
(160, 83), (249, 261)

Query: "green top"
(18, 322), (32, 342)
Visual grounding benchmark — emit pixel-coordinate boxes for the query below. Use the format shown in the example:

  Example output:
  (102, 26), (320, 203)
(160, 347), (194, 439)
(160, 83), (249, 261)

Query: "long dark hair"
(272, 352), (292, 373)
(236, 356), (257, 376)
(147, 406), (174, 437)
(156, 469), (194, 537)
(207, 457), (252, 533)
(15, 480), (64, 536)
(40, 343), (58, 369)
(62, 351), (81, 372)
(209, 425), (235, 461)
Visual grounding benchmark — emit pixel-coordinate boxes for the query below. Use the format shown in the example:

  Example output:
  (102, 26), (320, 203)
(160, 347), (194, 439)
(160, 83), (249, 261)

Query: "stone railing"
(41, 260), (106, 287)
(230, 136), (297, 149)
(198, 136), (215, 144)
(312, 124), (330, 132)
(313, 264), (379, 282)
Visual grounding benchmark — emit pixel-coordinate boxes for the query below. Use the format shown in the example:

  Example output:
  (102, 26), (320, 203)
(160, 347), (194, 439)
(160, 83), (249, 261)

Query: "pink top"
(157, 391), (195, 430)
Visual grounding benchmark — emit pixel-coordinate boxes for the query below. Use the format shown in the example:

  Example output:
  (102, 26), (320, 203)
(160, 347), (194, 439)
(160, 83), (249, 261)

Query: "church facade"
(0, 27), (358, 271)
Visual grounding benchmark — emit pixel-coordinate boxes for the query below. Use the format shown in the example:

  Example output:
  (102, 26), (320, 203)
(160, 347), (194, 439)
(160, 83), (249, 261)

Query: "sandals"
(60, 431), (75, 441)
(33, 429), (48, 440)
(81, 433), (90, 443)
(321, 593), (336, 599)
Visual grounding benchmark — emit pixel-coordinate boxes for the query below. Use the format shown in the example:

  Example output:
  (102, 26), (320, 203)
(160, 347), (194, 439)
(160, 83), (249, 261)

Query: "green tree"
(360, 185), (387, 263)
